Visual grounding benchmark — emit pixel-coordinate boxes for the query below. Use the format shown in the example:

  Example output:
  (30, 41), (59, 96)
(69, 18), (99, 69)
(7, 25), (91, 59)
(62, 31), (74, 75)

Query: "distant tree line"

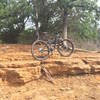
(0, 0), (100, 43)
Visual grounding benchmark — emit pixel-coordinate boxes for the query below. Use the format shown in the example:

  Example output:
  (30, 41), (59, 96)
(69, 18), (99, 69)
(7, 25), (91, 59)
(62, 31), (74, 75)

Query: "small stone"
(60, 87), (72, 91)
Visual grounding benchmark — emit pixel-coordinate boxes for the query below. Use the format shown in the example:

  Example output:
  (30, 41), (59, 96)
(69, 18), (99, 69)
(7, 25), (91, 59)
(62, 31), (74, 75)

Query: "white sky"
(97, 0), (100, 28)
(98, 0), (100, 6)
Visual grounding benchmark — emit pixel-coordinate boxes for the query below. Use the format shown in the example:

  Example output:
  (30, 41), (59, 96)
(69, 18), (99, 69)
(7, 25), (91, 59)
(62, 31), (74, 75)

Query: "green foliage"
(0, 0), (32, 43)
(0, 0), (100, 43)
(18, 29), (34, 44)
(56, 0), (100, 39)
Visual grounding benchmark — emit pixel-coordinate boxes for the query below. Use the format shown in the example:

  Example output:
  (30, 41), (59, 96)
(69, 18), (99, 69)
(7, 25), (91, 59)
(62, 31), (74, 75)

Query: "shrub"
(18, 29), (34, 44)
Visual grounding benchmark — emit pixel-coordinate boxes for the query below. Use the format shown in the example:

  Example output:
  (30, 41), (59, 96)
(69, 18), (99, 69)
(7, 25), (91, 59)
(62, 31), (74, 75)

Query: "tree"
(56, 0), (100, 39)
(31, 0), (57, 39)
(31, 0), (39, 40)
(0, 0), (32, 43)
(0, 0), (99, 43)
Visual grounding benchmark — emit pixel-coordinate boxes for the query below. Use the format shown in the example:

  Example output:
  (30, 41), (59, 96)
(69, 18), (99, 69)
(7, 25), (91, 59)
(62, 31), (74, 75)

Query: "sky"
(98, 0), (100, 6)
(97, 0), (100, 28)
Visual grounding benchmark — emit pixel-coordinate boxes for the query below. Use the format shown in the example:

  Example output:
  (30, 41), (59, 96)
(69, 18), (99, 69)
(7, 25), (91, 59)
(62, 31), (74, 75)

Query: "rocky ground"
(0, 44), (100, 100)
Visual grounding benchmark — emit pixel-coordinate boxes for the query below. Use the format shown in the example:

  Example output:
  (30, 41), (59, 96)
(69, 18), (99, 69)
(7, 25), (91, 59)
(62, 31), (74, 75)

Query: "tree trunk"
(40, 0), (48, 32)
(32, 0), (39, 40)
(63, 10), (68, 40)
(35, 18), (39, 40)
(63, 10), (68, 46)
(97, 28), (100, 49)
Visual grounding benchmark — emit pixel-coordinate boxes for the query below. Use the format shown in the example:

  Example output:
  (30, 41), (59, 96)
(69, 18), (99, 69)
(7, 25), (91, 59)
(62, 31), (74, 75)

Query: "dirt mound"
(0, 44), (100, 100)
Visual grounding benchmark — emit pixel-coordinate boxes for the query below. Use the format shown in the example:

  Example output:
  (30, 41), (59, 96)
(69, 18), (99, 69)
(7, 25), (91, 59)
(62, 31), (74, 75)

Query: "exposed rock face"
(0, 44), (100, 84)
(0, 44), (100, 100)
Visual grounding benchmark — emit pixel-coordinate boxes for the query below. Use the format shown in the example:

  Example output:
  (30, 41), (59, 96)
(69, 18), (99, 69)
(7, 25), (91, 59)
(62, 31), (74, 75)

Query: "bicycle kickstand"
(40, 61), (55, 84)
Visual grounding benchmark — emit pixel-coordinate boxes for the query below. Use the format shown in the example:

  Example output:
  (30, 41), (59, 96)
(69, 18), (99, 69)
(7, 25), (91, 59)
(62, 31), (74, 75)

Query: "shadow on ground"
(0, 69), (25, 86)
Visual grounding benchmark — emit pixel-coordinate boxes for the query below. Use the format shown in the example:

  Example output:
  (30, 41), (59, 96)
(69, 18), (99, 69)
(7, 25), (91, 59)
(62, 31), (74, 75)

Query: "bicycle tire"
(32, 40), (49, 61)
(57, 39), (74, 57)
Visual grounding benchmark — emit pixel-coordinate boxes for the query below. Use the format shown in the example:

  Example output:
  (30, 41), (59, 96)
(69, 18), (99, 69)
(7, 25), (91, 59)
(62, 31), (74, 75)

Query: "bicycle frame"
(47, 33), (61, 52)
(31, 32), (74, 60)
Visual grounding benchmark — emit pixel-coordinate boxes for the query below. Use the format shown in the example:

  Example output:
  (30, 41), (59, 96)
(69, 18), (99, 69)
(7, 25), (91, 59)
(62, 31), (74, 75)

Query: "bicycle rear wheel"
(57, 39), (74, 57)
(32, 40), (49, 61)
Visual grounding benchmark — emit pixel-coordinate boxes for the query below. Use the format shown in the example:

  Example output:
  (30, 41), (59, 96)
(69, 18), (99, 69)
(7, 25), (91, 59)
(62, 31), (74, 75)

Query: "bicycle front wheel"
(57, 39), (74, 57)
(32, 40), (49, 61)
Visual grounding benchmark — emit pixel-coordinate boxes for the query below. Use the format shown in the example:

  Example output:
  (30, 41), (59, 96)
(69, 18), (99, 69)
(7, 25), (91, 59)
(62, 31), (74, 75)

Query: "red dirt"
(0, 44), (100, 100)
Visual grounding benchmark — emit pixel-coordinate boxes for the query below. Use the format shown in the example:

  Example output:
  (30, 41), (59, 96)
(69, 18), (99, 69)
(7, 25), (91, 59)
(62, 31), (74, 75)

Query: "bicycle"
(32, 32), (74, 61)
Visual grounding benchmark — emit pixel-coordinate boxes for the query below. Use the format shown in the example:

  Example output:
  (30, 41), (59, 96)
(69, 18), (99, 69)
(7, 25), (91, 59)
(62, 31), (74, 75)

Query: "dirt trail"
(0, 44), (100, 100)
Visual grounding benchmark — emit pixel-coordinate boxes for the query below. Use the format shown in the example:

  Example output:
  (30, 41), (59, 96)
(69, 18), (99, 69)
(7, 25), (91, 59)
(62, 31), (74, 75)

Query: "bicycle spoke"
(32, 40), (49, 60)
(58, 39), (74, 57)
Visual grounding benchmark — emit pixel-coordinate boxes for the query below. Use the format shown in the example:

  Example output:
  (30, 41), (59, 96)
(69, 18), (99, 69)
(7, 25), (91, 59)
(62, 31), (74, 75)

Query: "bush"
(0, 32), (19, 43)
(0, 40), (3, 43)
(18, 29), (34, 44)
